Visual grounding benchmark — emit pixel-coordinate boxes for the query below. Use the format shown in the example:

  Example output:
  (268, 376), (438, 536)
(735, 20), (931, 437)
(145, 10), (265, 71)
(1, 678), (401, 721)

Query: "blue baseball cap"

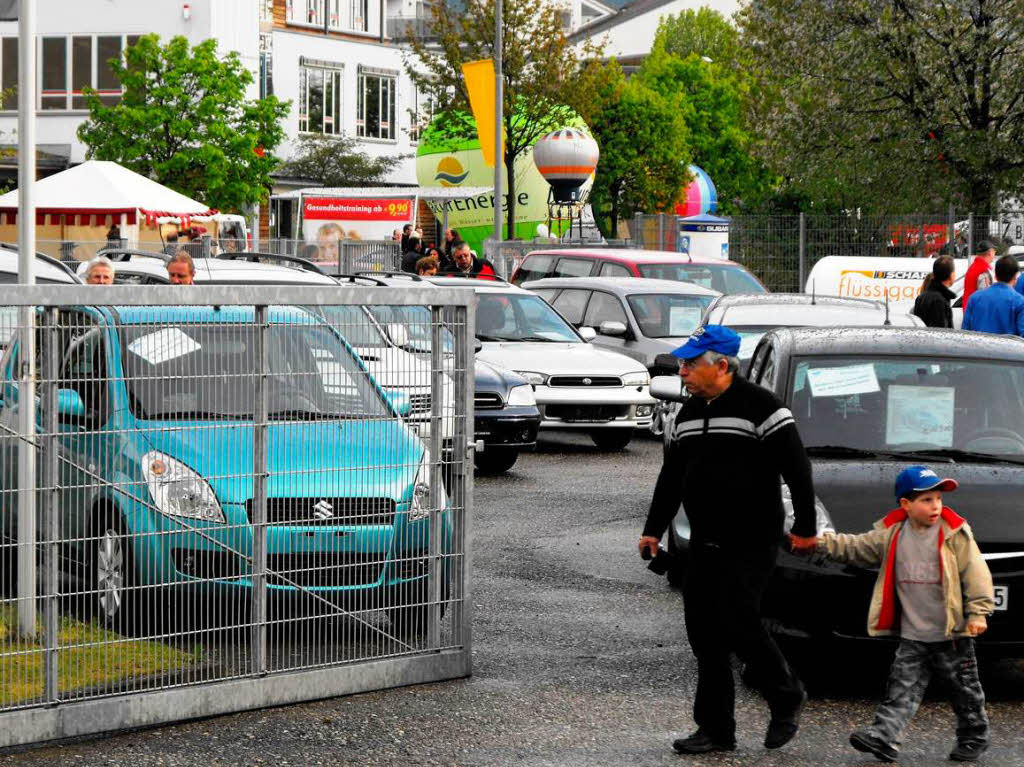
(670, 324), (741, 360)
(894, 465), (958, 501)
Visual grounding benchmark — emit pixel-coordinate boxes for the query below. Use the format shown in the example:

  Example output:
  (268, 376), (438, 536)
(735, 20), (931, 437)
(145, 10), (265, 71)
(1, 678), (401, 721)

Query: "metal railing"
(250, 239), (403, 275)
(0, 284), (473, 748)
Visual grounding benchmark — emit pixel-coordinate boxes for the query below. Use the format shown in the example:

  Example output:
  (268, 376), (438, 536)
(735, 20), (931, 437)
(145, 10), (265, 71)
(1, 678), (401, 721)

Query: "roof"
(710, 293), (883, 310)
(273, 186), (494, 201)
(520, 276), (720, 297)
(774, 326), (1024, 361)
(524, 248), (748, 265)
(568, 0), (679, 41)
(0, 161), (214, 216)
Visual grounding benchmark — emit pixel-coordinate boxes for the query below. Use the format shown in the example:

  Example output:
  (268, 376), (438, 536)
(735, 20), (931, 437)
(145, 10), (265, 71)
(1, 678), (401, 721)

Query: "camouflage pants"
(868, 638), (988, 749)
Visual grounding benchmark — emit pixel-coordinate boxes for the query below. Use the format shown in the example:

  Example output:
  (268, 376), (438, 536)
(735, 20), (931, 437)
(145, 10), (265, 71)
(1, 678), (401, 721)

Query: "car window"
(637, 263), (766, 294)
(755, 346), (778, 391)
(58, 319), (108, 422)
(550, 289), (591, 325)
(552, 258), (594, 278)
(512, 255), (554, 285)
(599, 262), (632, 278)
(310, 305), (389, 348)
(626, 294), (714, 338)
(476, 293), (579, 343)
(530, 288), (558, 302)
(789, 356), (1024, 456)
(583, 291), (628, 328)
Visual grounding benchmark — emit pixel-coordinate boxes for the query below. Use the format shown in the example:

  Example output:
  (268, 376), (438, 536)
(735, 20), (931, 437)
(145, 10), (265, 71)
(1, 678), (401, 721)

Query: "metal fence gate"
(0, 284), (473, 748)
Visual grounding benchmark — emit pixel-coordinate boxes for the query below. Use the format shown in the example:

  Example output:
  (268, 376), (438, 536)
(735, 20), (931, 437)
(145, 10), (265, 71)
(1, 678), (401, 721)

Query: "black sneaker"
(849, 730), (898, 763)
(949, 741), (989, 762)
(672, 730), (737, 755)
(765, 688), (807, 749)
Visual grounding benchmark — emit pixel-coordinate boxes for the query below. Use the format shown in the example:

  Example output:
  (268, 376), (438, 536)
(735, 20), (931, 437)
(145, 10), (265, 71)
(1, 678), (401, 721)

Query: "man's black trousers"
(682, 543), (804, 741)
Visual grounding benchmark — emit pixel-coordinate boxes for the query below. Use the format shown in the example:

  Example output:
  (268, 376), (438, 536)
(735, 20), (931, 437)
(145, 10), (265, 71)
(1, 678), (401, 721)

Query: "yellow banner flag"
(461, 59), (503, 168)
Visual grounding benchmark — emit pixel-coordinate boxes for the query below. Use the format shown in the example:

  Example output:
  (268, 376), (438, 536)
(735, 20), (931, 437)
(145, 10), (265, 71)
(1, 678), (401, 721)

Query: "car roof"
(771, 326), (1024, 362)
(712, 302), (921, 327)
(709, 292), (883, 310)
(520, 276), (721, 297)
(422, 275), (523, 292)
(0, 248), (82, 283)
(101, 257), (339, 284)
(112, 304), (316, 325)
(523, 248), (746, 266)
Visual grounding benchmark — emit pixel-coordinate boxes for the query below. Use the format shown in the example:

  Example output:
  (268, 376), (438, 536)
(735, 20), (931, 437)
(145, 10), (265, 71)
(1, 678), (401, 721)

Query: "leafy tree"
(740, 0), (1024, 213)
(406, 0), (602, 238)
(640, 14), (774, 212)
(580, 61), (690, 238)
(77, 34), (289, 212)
(279, 134), (405, 187)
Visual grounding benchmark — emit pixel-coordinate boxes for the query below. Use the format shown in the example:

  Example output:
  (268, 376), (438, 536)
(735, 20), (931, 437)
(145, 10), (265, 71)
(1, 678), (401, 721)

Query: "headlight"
(515, 371), (547, 386)
(409, 450), (432, 522)
(141, 451), (225, 523)
(506, 384), (536, 407)
(622, 370), (650, 387)
(781, 482), (834, 535)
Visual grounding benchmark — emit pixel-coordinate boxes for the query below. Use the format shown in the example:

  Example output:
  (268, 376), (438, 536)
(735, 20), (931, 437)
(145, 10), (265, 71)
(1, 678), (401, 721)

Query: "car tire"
(665, 536), (688, 590)
(590, 428), (633, 451)
(89, 507), (139, 634)
(474, 447), (520, 474)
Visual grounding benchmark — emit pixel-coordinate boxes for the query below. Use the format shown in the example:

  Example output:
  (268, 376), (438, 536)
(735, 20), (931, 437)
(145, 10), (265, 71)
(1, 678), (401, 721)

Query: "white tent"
(0, 160), (215, 248)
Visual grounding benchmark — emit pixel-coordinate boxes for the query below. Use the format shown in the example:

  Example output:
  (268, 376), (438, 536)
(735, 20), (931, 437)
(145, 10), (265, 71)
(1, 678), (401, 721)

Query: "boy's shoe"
(672, 730), (737, 754)
(765, 688), (807, 749)
(849, 730), (898, 763)
(949, 741), (989, 762)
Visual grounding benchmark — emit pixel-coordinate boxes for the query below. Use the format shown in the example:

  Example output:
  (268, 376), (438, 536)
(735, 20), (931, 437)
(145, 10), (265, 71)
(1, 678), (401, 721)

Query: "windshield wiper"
(143, 410), (250, 421)
(805, 445), (952, 462)
(477, 334), (512, 342)
(518, 335), (565, 342)
(898, 448), (1024, 466)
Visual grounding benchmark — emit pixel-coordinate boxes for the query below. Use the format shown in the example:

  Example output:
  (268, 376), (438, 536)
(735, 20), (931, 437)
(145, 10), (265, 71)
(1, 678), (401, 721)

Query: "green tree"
(739, 0), (1024, 213)
(406, 0), (602, 238)
(640, 15), (774, 212)
(279, 134), (405, 187)
(77, 34), (289, 213)
(580, 61), (690, 238)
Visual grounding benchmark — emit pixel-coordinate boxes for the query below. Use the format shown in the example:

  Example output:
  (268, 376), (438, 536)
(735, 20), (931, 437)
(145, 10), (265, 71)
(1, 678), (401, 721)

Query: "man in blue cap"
(639, 325), (820, 755)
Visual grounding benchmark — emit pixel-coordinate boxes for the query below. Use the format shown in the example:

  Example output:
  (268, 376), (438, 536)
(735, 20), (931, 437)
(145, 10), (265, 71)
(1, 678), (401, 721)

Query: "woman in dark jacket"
(912, 255), (956, 328)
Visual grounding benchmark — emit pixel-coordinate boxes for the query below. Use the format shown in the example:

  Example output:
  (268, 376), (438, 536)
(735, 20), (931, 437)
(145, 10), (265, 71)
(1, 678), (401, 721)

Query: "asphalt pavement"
(4, 432), (1024, 766)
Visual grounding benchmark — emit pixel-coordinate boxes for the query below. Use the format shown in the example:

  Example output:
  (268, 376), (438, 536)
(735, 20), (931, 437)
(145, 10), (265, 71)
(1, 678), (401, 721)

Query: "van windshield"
(638, 263), (765, 294)
(121, 322), (391, 420)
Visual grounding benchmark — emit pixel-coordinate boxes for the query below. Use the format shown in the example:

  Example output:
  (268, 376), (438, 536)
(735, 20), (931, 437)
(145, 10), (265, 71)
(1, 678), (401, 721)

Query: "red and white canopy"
(0, 160), (216, 226)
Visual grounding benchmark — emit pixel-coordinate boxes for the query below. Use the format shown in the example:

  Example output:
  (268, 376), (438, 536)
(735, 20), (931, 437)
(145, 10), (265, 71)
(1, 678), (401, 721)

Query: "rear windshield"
(637, 263), (765, 294)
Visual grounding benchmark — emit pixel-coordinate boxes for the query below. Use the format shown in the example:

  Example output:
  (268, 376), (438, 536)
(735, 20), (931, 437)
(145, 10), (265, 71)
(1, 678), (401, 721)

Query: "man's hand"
(787, 533), (819, 555)
(966, 616), (988, 637)
(638, 536), (660, 559)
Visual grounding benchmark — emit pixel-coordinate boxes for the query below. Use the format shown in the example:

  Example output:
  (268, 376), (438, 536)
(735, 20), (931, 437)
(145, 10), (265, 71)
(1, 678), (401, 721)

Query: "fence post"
(948, 204), (955, 255)
(657, 214), (665, 251)
(798, 212), (807, 291)
(918, 215), (925, 258)
(450, 302), (472, 649)
(967, 212), (974, 257)
(428, 307), (444, 648)
(250, 304), (269, 676)
(41, 308), (59, 702)
(16, 303), (36, 638)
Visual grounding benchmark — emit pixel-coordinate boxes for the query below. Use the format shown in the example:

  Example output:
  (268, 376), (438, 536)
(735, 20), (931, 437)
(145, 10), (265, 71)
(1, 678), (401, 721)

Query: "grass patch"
(0, 602), (200, 706)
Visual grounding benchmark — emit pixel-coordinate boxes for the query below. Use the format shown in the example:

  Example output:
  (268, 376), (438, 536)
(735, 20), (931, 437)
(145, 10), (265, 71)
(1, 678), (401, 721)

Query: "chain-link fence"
(0, 284), (473, 748)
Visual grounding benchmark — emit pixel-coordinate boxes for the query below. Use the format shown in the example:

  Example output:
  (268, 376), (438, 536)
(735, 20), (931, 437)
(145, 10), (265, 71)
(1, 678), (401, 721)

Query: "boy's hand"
(787, 533), (819, 554)
(966, 616), (987, 637)
(638, 536), (660, 559)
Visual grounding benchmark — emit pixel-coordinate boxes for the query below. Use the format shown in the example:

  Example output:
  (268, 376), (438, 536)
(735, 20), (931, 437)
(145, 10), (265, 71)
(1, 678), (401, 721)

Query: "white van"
(805, 255), (971, 328)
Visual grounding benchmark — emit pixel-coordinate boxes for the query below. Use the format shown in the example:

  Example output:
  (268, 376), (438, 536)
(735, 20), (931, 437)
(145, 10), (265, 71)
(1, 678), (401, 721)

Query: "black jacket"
(401, 249), (424, 273)
(643, 375), (817, 553)
(912, 280), (955, 328)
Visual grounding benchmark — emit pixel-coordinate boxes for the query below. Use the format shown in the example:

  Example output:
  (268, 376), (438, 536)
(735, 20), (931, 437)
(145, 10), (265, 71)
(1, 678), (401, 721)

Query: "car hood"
(353, 345), (433, 389)
(133, 419), (423, 505)
(477, 342), (646, 375)
(475, 358), (528, 392)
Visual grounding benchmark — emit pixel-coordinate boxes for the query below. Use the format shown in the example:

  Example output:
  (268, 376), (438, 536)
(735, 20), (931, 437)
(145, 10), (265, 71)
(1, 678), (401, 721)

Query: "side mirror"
(474, 339), (483, 353)
(598, 320), (627, 337)
(57, 388), (86, 418)
(385, 323), (410, 348)
(383, 388), (412, 417)
(578, 326), (597, 341)
(650, 375), (686, 403)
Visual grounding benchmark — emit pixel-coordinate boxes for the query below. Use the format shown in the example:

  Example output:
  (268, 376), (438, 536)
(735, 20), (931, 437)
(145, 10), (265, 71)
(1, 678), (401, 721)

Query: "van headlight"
(781, 482), (834, 535)
(622, 371), (650, 387)
(515, 371), (547, 386)
(141, 451), (225, 523)
(506, 384), (536, 407)
(409, 450), (432, 521)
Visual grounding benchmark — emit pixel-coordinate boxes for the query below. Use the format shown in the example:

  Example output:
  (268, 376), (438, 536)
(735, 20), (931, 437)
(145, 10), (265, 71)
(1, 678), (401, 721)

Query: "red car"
(509, 248), (767, 295)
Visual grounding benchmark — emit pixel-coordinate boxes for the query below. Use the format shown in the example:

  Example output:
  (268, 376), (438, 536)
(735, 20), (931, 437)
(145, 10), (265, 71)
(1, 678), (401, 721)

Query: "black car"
(655, 327), (1024, 654)
(473, 359), (541, 474)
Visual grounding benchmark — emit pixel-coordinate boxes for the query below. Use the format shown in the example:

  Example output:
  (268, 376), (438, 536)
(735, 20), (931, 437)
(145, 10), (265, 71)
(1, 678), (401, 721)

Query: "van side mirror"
(650, 376), (687, 403)
(385, 323), (410, 348)
(57, 388), (86, 418)
(383, 388), (412, 417)
(598, 320), (627, 337)
(578, 327), (597, 341)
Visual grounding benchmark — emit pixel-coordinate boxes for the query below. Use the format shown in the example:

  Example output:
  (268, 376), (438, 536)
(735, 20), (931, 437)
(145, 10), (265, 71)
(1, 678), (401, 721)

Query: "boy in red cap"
(794, 466), (994, 762)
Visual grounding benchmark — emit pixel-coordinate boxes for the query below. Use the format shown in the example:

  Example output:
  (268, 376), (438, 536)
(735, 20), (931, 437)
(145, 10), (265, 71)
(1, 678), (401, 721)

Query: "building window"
(0, 37), (16, 110)
(288, 0), (342, 28)
(299, 64), (342, 134)
(357, 70), (396, 140)
(409, 87), (436, 144)
(259, 33), (273, 99)
(350, 0), (369, 31)
(31, 34), (139, 112)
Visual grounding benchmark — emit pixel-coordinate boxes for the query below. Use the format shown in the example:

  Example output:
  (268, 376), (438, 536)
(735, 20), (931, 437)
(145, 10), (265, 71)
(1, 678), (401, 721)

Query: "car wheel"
(665, 536), (688, 590)
(90, 508), (137, 633)
(474, 447), (520, 474)
(590, 429), (633, 451)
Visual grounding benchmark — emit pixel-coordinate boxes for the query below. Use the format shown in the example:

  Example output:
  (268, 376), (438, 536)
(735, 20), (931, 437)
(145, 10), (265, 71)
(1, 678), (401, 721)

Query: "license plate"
(994, 585), (1009, 612)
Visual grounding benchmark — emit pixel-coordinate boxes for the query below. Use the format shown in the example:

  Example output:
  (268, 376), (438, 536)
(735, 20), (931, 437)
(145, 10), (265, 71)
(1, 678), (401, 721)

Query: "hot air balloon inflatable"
(532, 128), (599, 204)
(674, 164), (718, 217)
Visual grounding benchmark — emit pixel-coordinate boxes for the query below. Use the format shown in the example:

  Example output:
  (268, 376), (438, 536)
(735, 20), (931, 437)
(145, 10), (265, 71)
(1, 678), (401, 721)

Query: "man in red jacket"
(963, 240), (996, 307)
(441, 241), (499, 280)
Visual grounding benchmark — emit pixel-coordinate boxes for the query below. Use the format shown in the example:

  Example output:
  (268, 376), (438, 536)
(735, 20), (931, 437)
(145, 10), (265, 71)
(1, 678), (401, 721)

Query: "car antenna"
(883, 290), (892, 326)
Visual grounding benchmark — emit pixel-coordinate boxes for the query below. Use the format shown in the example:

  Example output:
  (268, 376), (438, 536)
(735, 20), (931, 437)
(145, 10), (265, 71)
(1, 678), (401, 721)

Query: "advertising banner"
(301, 196), (414, 262)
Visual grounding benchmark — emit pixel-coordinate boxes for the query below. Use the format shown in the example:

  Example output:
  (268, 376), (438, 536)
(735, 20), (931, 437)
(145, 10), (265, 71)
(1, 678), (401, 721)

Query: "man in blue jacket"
(963, 255), (1024, 336)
